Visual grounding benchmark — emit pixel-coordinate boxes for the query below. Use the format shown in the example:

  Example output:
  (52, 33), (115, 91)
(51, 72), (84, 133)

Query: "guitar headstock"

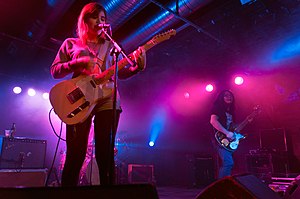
(145, 29), (176, 49)
(253, 105), (262, 114)
(153, 29), (176, 41)
(246, 105), (262, 122)
(249, 105), (262, 119)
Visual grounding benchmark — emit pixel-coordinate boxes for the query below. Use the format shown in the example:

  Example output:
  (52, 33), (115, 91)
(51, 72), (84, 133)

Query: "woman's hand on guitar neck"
(130, 46), (146, 72)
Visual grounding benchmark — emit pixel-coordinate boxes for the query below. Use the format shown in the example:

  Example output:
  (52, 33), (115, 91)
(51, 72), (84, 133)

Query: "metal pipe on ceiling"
(101, 0), (151, 30)
(100, 0), (214, 52)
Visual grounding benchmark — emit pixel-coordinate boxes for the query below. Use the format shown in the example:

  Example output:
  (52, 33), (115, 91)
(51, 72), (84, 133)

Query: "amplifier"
(0, 137), (47, 169)
(128, 164), (154, 184)
(194, 156), (215, 186)
(246, 153), (273, 178)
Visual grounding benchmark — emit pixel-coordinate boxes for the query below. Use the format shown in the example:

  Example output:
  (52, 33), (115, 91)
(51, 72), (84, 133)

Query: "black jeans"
(61, 109), (121, 186)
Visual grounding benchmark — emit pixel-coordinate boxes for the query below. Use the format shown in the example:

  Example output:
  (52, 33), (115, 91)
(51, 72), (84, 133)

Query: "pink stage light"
(234, 76), (244, 85)
(184, 92), (190, 99)
(205, 84), (214, 92)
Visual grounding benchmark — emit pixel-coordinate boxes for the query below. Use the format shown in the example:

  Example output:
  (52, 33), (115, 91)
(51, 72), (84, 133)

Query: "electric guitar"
(215, 105), (261, 152)
(49, 29), (176, 125)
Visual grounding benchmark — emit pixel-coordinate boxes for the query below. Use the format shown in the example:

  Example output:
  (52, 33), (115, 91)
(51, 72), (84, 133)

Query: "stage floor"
(157, 187), (203, 199)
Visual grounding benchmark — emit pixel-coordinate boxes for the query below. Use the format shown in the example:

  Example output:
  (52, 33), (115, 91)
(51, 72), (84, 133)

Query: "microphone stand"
(99, 28), (134, 185)
(99, 27), (135, 66)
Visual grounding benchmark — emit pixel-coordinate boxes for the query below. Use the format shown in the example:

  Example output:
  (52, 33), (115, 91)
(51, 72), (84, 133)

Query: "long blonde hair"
(77, 2), (107, 44)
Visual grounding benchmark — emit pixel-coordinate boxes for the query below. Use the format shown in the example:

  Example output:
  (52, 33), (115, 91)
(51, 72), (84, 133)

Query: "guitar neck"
(93, 47), (145, 85)
(234, 110), (258, 132)
(108, 38), (159, 73)
(93, 29), (176, 85)
(234, 118), (249, 132)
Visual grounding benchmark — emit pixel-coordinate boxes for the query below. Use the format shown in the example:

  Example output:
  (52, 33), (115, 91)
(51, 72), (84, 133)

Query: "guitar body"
(215, 131), (245, 152)
(49, 75), (113, 125)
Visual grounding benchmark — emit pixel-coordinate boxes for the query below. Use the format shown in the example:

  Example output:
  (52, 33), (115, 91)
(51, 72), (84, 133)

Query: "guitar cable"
(45, 107), (66, 186)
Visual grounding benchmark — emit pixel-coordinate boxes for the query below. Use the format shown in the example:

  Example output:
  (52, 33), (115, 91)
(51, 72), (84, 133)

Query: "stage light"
(13, 86), (22, 94)
(240, 0), (256, 5)
(47, 0), (57, 7)
(234, 76), (244, 85)
(42, 92), (49, 100)
(149, 109), (166, 146)
(272, 36), (300, 63)
(149, 141), (155, 147)
(27, 88), (36, 96)
(184, 92), (190, 99)
(205, 84), (214, 92)
(27, 31), (33, 38)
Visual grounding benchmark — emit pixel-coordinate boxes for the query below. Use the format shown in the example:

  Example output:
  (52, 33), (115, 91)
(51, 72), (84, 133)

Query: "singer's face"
(87, 10), (106, 35)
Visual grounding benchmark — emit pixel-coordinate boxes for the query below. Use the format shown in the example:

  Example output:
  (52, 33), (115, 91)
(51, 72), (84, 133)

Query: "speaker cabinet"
(196, 174), (282, 199)
(259, 128), (287, 152)
(194, 156), (215, 187)
(0, 169), (47, 187)
(128, 164), (154, 184)
(0, 137), (47, 169)
(0, 184), (159, 199)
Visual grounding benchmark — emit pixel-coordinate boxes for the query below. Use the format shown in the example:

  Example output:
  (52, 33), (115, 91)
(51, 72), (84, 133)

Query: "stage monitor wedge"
(196, 174), (282, 199)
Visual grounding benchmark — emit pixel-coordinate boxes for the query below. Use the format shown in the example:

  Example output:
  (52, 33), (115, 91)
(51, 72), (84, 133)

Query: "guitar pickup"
(67, 101), (90, 118)
(67, 87), (84, 104)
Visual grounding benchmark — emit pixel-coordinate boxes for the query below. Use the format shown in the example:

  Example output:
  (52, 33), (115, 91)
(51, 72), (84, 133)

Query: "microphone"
(98, 24), (110, 29)
(97, 24), (112, 39)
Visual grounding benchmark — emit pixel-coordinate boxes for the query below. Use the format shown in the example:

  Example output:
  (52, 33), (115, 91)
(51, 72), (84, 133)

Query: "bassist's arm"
(210, 114), (234, 139)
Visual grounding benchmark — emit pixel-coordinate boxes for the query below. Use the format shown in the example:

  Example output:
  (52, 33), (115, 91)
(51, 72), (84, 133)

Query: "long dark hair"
(213, 89), (235, 115)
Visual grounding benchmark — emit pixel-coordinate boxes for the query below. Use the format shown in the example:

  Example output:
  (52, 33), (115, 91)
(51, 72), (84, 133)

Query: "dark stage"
(0, 165), (297, 199)
(0, 174), (296, 199)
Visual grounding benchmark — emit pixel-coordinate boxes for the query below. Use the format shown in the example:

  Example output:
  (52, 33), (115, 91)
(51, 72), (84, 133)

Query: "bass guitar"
(49, 29), (176, 125)
(215, 105), (261, 152)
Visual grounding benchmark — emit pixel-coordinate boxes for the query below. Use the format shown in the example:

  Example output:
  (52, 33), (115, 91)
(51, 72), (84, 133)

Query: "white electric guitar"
(49, 29), (176, 125)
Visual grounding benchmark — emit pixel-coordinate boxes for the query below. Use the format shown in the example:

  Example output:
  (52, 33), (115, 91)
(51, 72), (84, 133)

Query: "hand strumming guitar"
(93, 68), (115, 83)
(225, 131), (235, 141)
(67, 56), (99, 75)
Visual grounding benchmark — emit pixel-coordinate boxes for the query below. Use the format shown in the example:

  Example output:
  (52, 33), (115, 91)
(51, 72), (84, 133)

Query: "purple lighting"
(42, 92), (49, 100)
(27, 88), (36, 97)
